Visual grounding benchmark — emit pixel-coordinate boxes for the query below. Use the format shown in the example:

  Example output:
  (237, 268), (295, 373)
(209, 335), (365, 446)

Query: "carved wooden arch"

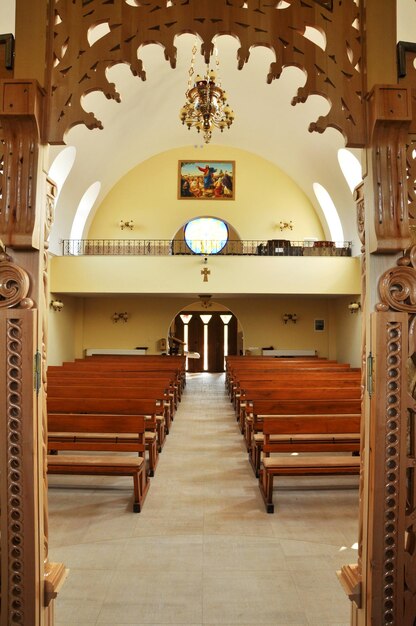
(46, 0), (365, 147)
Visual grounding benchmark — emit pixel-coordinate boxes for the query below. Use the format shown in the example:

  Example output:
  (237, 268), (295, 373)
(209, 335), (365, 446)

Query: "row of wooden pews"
(46, 354), (186, 512)
(225, 355), (361, 513)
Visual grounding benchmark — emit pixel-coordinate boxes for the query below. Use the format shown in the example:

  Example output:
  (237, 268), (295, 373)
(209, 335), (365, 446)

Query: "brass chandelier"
(179, 42), (235, 144)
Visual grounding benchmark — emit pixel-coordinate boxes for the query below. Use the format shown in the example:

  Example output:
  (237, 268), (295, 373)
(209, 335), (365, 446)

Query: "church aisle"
(49, 372), (358, 626)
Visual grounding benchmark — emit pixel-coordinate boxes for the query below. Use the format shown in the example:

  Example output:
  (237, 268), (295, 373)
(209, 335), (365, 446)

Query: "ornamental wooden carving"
(374, 248), (416, 625)
(366, 86), (412, 254)
(0, 308), (40, 626)
(0, 252), (33, 309)
(0, 80), (45, 250)
(46, 0), (365, 146)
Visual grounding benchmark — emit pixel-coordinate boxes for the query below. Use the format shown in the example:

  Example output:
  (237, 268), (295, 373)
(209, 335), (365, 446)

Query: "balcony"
(52, 238), (359, 297)
(62, 238), (353, 257)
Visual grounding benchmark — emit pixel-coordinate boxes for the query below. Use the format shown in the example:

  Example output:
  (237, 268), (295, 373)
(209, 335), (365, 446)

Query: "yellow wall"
(48, 146), (360, 367)
(47, 294), (361, 367)
(48, 295), (84, 365)
(50, 256), (360, 295)
(87, 145), (325, 242)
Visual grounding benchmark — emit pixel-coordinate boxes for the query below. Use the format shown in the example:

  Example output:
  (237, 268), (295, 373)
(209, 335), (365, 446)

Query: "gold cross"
(201, 267), (210, 282)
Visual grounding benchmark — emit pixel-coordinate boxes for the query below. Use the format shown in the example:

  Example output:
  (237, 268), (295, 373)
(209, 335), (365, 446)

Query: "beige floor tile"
(97, 570), (203, 624)
(50, 372), (359, 626)
(203, 535), (287, 571)
(117, 535), (204, 571)
(203, 570), (307, 624)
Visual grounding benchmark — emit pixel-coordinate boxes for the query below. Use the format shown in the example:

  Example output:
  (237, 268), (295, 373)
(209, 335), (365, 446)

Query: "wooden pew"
(47, 396), (167, 452)
(243, 398), (361, 450)
(259, 415), (361, 513)
(49, 361), (185, 398)
(237, 386), (360, 432)
(234, 377), (360, 414)
(47, 375), (179, 410)
(47, 413), (150, 512)
(249, 413), (360, 477)
(47, 385), (173, 435)
(227, 364), (359, 397)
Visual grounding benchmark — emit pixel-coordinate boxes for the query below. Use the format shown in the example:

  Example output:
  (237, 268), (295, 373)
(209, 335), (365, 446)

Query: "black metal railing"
(61, 238), (353, 257)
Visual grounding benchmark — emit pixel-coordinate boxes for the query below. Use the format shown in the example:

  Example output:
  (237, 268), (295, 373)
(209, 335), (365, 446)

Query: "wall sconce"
(112, 312), (129, 323)
(282, 313), (298, 324)
(279, 220), (293, 231)
(348, 302), (361, 313)
(50, 299), (64, 312)
(119, 220), (134, 230)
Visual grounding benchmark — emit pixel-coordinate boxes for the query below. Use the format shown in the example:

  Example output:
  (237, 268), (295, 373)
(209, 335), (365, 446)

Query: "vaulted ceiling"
(3, 2), (416, 254)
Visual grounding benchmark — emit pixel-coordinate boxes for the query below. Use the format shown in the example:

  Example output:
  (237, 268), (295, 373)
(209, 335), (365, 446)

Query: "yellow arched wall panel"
(87, 145), (326, 242)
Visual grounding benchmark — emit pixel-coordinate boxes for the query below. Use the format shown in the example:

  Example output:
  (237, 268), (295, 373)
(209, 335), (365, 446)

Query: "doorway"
(173, 311), (238, 372)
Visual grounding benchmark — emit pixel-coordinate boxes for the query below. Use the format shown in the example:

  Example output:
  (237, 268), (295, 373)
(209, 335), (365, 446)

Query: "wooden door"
(174, 311), (237, 372)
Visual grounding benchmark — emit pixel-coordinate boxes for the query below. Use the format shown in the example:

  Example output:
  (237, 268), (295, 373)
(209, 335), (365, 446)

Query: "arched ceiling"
(2, 1), (415, 254)
(48, 32), (357, 252)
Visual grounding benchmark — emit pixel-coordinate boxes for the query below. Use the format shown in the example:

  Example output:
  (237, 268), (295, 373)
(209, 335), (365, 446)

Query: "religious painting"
(178, 160), (235, 200)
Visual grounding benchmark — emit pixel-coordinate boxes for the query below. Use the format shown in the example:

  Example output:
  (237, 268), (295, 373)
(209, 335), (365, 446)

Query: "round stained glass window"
(184, 217), (228, 254)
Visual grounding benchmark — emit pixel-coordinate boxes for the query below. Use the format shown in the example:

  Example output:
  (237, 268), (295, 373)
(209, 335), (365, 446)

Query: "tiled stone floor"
(49, 372), (359, 626)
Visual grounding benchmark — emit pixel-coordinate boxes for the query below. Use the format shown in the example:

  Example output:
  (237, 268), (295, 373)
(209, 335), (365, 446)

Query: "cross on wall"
(201, 267), (210, 282)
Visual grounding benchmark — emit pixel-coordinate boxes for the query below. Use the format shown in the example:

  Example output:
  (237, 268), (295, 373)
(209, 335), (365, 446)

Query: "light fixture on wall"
(179, 41), (235, 144)
(50, 299), (64, 312)
(279, 221), (293, 231)
(348, 301), (361, 313)
(282, 313), (298, 324)
(119, 220), (134, 230)
(112, 312), (129, 323)
(199, 294), (212, 309)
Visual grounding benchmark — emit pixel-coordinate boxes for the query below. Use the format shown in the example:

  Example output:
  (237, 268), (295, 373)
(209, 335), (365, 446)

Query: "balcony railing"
(61, 239), (353, 257)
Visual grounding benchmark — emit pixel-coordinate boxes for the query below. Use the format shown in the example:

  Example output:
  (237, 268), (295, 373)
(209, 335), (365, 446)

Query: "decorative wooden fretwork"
(46, 0), (365, 147)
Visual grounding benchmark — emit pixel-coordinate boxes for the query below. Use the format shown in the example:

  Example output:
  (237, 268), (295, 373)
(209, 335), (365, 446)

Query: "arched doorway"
(171, 309), (238, 372)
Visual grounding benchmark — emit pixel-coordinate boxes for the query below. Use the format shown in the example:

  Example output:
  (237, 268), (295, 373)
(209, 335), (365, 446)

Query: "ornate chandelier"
(180, 43), (235, 144)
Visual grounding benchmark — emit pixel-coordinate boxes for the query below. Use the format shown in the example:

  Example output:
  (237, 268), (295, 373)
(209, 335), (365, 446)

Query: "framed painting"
(178, 160), (235, 200)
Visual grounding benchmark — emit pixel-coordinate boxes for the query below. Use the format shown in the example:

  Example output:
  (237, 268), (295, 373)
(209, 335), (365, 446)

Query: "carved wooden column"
(338, 84), (415, 625)
(0, 78), (67, 626)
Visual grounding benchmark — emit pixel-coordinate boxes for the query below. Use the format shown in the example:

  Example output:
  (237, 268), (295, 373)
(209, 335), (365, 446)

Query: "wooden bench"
(47, 375), (179, 410)
(237, 386), (360, 431)
(47, 396), (167, 452)
(249, 413), (360, 477)
(47, 413), (150, 512)
(233, 373), (361, 406)
(47, 384), (173, 434)
(49, 361), (185, 399)
(227, 366), (360, 399)
(243, 398), (361, 449)
(258, 416), (361, 513)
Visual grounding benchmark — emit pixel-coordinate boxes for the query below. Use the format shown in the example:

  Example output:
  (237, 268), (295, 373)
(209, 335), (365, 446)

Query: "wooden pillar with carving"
(338, 1), (416, 621)
(0, 2), (68, 620)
